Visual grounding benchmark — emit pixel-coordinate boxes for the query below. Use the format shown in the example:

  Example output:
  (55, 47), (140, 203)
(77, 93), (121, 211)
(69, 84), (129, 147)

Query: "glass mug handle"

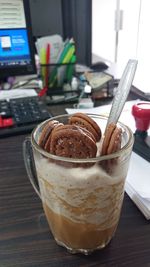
(23, 138), (41, 199)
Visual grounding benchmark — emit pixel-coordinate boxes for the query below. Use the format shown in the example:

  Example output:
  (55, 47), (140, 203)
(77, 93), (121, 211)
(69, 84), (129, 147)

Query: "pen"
(62, 45), (75, 64)
(66, 54), (76, 82)
(49, 42), (75, 87)
(58, 42), (73, 64)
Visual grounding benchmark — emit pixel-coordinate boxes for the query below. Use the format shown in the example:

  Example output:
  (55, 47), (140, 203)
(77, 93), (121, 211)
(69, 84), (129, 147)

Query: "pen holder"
(40, 62), (76, 90)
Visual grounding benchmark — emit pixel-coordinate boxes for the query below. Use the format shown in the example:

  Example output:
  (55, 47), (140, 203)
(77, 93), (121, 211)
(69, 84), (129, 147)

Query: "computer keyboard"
(0, 96), (51, 137)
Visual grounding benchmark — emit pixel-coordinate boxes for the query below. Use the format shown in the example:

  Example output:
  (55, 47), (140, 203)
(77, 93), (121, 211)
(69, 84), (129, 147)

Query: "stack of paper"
(66, 100), (150, 219)
(126, 152), (150, 219)
(35, 34), (64, 64)
(0, 89), (37, 100)
(84, 72), (113, 90)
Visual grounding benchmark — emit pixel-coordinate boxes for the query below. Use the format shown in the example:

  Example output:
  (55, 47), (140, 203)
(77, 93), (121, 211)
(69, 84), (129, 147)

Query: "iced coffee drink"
(29, 113), (133, 254)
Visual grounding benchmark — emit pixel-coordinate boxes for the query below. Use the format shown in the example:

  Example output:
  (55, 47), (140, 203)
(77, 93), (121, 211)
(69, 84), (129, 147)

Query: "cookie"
(107, 127), (122, 155)
(100, 123), (122, 174)
(69, 113), (101, 142)
(38, 120), (62, 151)
(101, 123), (116, 156)
(50, 124), (97, 160)
(101, 123), (122, 156)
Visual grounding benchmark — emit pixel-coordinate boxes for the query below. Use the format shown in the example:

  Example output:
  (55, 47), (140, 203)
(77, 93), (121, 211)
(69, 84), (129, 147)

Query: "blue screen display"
(0, 28), (31, 65)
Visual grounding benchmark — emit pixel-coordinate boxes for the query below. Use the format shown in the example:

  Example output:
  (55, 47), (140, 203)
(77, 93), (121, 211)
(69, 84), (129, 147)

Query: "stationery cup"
(40, 62), (75, 89)
(23, 114), (134, 255)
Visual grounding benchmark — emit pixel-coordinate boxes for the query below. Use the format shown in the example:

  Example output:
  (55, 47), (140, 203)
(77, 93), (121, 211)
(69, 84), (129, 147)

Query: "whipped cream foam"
(35, 156), (127, 230)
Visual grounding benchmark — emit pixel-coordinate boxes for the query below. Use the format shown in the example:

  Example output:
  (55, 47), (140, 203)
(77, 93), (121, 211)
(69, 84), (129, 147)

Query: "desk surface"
(0, 102), (150, 267)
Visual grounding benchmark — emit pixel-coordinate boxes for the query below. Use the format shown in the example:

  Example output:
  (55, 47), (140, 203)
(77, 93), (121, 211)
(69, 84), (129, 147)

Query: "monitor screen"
(0, 0), (36, 80)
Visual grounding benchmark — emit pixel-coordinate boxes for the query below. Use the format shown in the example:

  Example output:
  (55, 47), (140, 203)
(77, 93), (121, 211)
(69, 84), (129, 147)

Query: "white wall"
(117, 0), (141, 77)
(92, 0), (150, 94)
(133, 0), (150, 93)
(92, 0), (116, 62)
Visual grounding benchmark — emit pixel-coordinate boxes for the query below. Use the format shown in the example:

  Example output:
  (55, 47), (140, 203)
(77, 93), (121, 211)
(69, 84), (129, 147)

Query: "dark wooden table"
(0, 102), (150, 267)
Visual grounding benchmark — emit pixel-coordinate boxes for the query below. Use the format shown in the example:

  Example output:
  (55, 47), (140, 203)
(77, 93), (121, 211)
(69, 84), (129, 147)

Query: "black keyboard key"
(0, 101), (12, 117)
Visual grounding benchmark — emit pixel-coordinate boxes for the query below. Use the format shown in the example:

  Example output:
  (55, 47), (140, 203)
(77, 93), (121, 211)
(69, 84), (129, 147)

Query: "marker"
(40, 47), (46, 83)
(38, 43), (50, 97)
(49, 42), (75, 87)
(45, 43), (50, 88)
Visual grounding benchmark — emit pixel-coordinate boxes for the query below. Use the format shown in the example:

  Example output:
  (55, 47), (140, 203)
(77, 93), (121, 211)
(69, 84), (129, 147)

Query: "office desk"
(0, 102), (150, 267)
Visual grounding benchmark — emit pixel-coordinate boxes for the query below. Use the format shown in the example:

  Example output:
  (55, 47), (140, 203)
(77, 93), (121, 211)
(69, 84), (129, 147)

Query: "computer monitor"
(0, 0), (36, 81)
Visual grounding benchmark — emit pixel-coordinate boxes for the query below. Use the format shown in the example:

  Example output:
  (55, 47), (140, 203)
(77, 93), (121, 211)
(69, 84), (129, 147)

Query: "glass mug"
(23, 114), (134, 255)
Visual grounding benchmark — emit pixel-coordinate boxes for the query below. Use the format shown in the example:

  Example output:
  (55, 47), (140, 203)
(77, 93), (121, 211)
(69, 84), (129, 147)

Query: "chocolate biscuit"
(50, 124), (97, 159)
(101, 123), (116, 156)
(107, 127), (122, 155)
(69, 113), (101, 142)
(101, 123), (122, 156)
(100, 123), (122, 174)
(38, 120), (62, 151)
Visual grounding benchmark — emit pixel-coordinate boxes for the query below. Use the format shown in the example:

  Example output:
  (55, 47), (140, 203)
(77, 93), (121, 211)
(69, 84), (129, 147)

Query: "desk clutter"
(35, 35), (76, 97)
(35, 34), (114, 104)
